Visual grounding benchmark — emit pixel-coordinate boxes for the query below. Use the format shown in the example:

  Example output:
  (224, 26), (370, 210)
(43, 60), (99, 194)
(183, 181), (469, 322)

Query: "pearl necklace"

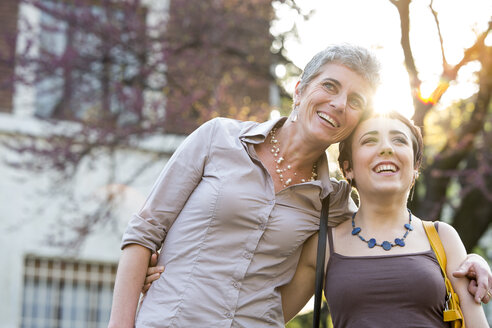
(269, 127), (317, 188)
(351, 209), (414, 251)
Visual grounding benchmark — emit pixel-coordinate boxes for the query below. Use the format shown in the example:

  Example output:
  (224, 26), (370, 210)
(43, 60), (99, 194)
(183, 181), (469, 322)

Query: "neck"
(275, 119), (327, 167)
(355, 195), (409, 228)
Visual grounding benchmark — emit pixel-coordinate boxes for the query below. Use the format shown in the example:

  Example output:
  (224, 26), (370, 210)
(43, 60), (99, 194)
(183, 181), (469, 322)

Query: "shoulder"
(435, 221), (461, 243)
(329, 178), (351, 195)
(328, 178), (356, 211)
(210, 117), (256, 130)
(435, 221), (467, 261)
(203, 117), (258, 137)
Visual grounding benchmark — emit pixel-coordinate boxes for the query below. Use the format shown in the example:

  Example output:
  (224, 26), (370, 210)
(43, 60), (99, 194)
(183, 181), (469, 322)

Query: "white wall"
(0, 113), (183, 328)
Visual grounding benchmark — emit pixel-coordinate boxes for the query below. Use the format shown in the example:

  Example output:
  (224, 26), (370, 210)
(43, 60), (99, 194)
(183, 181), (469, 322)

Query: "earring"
(409, 171), (419, 202)
(409, 184), (415, 202)
(291, 105), (299, 122)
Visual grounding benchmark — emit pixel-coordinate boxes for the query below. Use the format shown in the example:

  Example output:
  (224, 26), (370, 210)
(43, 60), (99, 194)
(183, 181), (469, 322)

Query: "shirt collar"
(239, 117), (334, 199)
(239, 117), (287, 144)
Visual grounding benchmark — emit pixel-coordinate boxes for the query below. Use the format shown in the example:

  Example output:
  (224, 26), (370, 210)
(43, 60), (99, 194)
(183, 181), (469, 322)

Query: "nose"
(379, 147), (393, 155)
(379, 138), (394, 155)
(330, 94), (347, 112)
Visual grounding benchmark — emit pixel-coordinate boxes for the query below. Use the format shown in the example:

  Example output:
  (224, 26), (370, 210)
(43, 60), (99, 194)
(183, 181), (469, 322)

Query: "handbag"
(422, 221), (465, 328)
(313, 195), (330, 328)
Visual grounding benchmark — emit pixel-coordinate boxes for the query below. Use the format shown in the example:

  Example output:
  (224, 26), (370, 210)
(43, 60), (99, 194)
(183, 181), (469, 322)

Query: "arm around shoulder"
(438, 222), (489, 327)
(108, 244), (152, 328)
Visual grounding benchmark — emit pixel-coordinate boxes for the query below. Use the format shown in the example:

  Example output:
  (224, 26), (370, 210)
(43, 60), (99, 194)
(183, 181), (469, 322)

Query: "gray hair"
(299, 43), (381, 94)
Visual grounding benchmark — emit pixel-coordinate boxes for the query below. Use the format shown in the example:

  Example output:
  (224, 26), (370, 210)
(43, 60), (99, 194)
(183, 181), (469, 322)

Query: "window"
(33, 0), (146, 125)
(21, 254), (117, 328)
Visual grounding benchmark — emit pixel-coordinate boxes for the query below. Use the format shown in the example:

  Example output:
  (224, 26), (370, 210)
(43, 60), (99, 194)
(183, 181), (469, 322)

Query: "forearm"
(450, 273), (488, 327)
(108, 244), (152, 328)
(280, 269), (315, 323)
(281, 234), (318, 323)
(440, 224), (489, 326)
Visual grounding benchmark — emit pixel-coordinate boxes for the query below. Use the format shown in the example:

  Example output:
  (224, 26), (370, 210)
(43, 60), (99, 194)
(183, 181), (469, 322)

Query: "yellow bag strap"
(422, 220), (465, 327)
(422, 221), (447, 270)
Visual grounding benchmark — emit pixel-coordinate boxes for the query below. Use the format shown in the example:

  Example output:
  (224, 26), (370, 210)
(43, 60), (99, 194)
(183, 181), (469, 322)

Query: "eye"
(361, 137), (377, 145)
(348, 97), (363, 110)
(393, 137), (408, 144)
(323, 81), (337, 93)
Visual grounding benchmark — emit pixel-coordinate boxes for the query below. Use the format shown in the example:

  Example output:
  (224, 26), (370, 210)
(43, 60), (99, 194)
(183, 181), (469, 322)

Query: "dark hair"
(338, 111), (424, 188)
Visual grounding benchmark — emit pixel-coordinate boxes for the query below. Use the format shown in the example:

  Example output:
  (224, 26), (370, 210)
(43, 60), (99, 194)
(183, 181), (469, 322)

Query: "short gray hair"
(299, 43), (381, 94)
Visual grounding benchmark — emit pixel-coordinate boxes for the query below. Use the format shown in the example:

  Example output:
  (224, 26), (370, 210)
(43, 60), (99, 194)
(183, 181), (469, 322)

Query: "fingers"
(141, 267), (164, 294)
(452, 259), (473, 278)
(474, 267), (491, 304)
(145, 270), (163, 284)
(142, 283), (151, 294)
(467, 279), (481, 304)
(466, 267), (492, 304)
(481, 289), (491, 304)
(147, 266), (164, 276)
(149, 252), (158, 267)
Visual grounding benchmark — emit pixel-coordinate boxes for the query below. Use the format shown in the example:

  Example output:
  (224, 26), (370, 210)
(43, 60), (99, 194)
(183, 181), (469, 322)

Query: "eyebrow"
(321, 78), (341, 88)
(358, 130), (409, 142)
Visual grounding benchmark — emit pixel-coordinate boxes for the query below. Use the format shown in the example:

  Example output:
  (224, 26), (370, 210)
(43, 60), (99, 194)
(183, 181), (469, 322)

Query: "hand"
(453, 253), (492, 304)
(142, 252), (164, 294)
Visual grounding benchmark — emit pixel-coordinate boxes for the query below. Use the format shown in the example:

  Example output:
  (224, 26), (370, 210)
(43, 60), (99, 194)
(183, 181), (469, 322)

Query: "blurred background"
(0, 0), (490, 327)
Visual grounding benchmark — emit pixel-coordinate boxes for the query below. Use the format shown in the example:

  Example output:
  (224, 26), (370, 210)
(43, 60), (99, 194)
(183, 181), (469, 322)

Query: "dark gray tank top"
(324, 225), (449, 327)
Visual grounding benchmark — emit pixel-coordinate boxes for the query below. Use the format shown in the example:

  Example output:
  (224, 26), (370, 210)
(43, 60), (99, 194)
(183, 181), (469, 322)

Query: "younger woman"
(280, 111), (488, 326)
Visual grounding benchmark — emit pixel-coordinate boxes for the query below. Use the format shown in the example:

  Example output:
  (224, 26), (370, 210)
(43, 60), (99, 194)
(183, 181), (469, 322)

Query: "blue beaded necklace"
(351, 209), (414, 251)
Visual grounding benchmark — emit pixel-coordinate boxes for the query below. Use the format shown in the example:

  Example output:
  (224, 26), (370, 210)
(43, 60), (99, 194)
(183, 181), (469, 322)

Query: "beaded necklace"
(269, 127), (317, 188)
(351, 209), (414, 251)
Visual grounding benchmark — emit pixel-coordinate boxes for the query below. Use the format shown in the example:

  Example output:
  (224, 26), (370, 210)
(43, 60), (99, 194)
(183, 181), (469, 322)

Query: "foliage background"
(0, 0), (490, 325)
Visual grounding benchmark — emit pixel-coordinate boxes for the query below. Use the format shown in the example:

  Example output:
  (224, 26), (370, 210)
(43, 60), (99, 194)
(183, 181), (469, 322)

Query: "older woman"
(109, 44), (491, 327)
(109, 43), (378, 328)
(280, 111), (489, 327)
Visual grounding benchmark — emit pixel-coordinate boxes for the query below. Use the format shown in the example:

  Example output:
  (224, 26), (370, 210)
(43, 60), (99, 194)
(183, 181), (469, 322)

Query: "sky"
(272, 0), (491, 119)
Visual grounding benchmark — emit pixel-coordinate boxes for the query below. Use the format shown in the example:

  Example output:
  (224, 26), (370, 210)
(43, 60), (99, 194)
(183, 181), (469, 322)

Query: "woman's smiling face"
(295, 62), (372, 146)
(346, 116), (416, 196)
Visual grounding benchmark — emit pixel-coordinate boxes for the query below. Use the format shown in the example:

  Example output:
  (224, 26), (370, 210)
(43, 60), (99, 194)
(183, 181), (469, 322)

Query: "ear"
(343, 160), (354, 180)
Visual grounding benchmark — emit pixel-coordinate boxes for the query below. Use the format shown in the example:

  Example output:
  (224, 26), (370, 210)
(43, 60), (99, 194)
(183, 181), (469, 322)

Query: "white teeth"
(375, 164), (397, 173)
(317, 112), (338, 127)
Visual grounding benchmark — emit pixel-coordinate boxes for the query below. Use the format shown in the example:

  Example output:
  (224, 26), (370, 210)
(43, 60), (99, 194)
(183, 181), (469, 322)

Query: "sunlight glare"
(269, 109), (281, 120)
(372, 68), (414, 118)
(275, 64), (286, 79)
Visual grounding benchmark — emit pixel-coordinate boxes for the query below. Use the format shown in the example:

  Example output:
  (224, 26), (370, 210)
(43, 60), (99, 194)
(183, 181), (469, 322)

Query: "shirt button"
(225, 312), (233, 318)
(243, 252), (252, 259)
(232, 281), (239, 289)
(259, 223), (266, 230)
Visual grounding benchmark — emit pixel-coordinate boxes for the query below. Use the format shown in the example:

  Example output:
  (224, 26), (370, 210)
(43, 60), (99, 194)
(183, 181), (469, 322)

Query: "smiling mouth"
(374, 164), (398, 173)
(317, 112), (339, 128)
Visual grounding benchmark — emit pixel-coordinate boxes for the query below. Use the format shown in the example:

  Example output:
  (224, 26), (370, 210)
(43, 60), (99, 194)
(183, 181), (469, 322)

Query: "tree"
(389, 0), (491, 251)
(1, 0), (298, 248)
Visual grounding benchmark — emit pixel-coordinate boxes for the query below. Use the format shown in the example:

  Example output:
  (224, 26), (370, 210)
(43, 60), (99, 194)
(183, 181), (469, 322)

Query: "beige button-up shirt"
(122, 117), (356, 327)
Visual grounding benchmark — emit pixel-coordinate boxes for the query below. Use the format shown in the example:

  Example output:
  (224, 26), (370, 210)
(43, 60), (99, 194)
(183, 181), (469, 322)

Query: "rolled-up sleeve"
(121, 119), (217, 251)
(327, 178), (357, 227)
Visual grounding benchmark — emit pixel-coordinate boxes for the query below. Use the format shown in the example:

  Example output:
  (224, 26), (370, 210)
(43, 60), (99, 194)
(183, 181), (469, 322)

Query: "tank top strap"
(327, 226), (335, 255)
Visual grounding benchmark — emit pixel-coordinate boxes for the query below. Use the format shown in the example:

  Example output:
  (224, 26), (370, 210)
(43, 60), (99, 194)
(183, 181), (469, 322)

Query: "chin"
(370, 184), (405, 195)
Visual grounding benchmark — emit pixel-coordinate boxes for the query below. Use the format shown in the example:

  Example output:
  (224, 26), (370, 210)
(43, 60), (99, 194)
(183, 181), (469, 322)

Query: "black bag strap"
(313, 194), (330, 328)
